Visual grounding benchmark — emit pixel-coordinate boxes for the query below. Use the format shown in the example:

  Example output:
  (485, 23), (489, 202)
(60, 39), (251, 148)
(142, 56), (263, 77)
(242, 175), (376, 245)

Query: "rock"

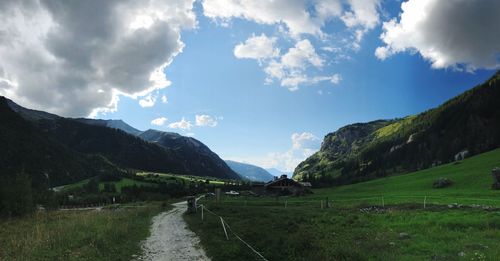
(433, 177), (452, 188)
(399, 232), (410, 240)
(389, 242), (396, 247)
(454, 150), (469, 161)
(458, 251), (465, 257)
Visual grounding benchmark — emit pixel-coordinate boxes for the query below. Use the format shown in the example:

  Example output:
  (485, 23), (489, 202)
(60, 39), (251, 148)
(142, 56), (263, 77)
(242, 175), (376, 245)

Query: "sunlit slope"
(313, 148), (500, 200)
(295, 71), (500, 186)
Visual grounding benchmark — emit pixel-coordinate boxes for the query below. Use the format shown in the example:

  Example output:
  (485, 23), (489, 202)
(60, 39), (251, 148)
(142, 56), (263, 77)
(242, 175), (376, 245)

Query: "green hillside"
(295, 71), (500, 187)
(312, 148), (500, 206)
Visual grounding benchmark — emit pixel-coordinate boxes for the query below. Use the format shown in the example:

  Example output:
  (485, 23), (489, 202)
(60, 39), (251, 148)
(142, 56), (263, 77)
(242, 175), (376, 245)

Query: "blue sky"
(0, 0), (498, 171)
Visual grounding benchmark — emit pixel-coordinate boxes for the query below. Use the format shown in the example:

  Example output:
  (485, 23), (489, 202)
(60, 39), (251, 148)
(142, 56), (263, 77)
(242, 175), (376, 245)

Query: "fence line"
(204, 194), (500, 209)
(197, 204), (268, 261)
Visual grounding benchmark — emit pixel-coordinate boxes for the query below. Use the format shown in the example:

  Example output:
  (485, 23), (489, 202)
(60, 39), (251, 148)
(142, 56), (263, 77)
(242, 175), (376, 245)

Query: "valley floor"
(185, 149), (500, 260)
(186, 199), (500, 261)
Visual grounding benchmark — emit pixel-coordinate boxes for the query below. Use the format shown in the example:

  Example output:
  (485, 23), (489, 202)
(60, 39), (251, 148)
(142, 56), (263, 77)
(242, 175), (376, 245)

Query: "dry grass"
(0, 203), (164, 260)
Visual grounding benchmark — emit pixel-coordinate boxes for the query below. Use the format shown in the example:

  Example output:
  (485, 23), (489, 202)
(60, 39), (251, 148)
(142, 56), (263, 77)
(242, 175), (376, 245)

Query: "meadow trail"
(138, 201), (210, 261)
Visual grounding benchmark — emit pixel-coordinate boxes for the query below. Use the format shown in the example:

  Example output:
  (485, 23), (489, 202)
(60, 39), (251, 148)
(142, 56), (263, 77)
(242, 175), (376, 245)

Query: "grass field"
(0, 203), (167, 260)
(311, 148), (500, 206)
(137, 172), (228, 185)
(55, 177), (158, 193)
(185, 148), (500, 260)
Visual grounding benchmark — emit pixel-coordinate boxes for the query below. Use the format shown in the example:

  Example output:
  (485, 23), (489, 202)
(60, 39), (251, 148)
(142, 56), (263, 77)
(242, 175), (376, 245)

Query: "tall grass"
(0, 204), (163, 260)
(186, 202), (500, 261)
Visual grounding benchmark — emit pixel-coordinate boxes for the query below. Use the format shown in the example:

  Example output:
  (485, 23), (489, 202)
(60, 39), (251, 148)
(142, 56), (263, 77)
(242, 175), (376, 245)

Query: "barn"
(264, 175), (309, 196)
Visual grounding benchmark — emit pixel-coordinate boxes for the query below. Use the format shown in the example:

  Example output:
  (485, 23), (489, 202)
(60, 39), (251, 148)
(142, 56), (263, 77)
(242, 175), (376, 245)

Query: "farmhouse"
(264, 175), (309, 196)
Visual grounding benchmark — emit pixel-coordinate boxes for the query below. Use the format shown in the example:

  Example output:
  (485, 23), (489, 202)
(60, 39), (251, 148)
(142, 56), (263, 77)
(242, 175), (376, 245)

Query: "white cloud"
(139, 94), (156, 108)
(341, 0), (381, 49)
(291, 132), (321, 150)
(257, 39), (341, 90)
(202, 0), (329, 37)
(341, 0), (380, 30)
(161, 95), (168, 103)
(234, 34), (279, 61)
(207, 0), (379, 89)
(195, 114), (218, 127)
(312, 74), (341, 85)
(168, 118), (193, 130)
(375, 0), (500, 71)
(0, 0), (196, 117)
(268, 132), (320, 171)
(281, 39), (324, 68)
(151, 117), (167, 126)
(230, 132), (321, 172)
(316, 0), (342, 21)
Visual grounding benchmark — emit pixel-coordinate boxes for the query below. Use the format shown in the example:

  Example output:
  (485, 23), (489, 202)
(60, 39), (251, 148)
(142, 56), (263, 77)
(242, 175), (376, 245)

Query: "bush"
(432, 177), (452, 188)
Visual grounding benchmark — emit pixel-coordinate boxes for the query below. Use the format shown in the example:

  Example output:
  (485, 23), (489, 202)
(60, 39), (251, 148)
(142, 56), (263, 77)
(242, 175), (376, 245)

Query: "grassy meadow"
(136, 172), (228, 185)
(54, 177), (158, 193)
(0, 203), (167, 260)
(185, 148), (500, 260)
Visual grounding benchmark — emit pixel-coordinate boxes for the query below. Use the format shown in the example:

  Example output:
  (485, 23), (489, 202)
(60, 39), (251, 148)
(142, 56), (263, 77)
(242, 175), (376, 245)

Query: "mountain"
(138, 129), (240, 180)
(1, 97), (240, 183)
(0, 97), (122, 187)
(225, 160), (275, 182)
(76, 119), (142, 136)
(294, 71), (500, 187)
(266, 168), (290, 178)
(79, 119), (239, 180)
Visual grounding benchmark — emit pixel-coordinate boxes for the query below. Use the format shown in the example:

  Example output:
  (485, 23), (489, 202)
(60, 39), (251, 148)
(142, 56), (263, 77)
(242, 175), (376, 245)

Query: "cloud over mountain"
(0, 0), (196, 117)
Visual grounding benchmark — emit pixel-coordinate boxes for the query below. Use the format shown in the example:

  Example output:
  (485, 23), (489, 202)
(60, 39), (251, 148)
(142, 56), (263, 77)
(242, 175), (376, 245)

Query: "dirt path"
(138, 201), (210, 261)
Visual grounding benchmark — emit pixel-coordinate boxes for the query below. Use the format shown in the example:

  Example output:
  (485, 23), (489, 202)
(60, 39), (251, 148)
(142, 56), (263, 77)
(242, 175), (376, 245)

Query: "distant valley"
(225, 160), (275, 182)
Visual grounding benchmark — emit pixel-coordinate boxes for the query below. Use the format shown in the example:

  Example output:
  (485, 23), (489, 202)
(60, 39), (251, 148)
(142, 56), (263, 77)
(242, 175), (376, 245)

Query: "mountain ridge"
(294, 71), (500, 186)
(1, 97), (240, 183)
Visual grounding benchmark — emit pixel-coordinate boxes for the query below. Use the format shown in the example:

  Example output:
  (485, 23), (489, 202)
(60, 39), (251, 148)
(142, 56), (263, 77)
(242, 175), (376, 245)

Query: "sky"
(0, 0), (499, 172)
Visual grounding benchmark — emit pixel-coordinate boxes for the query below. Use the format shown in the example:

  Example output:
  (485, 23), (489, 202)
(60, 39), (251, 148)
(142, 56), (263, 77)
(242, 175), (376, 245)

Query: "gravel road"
(138, 201), (210, 261)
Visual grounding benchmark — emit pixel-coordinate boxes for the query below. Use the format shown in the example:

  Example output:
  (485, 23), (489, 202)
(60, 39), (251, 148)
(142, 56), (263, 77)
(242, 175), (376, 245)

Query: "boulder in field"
(433, 177), (452, 188)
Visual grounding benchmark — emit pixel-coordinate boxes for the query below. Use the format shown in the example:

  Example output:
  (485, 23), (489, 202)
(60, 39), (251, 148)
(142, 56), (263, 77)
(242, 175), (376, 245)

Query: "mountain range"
(0, 97), (240, 187)
(225, 160), (275, 182)
(294, 71), (500, 187)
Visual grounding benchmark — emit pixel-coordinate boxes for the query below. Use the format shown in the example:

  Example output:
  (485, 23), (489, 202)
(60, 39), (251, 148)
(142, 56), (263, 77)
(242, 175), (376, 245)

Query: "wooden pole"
(201, 205), (204, 222)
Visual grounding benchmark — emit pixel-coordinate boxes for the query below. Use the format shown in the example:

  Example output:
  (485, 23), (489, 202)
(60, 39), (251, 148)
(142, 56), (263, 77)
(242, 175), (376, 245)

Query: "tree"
(0, 172), (33, 217)
(84, 178), (99, 194)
